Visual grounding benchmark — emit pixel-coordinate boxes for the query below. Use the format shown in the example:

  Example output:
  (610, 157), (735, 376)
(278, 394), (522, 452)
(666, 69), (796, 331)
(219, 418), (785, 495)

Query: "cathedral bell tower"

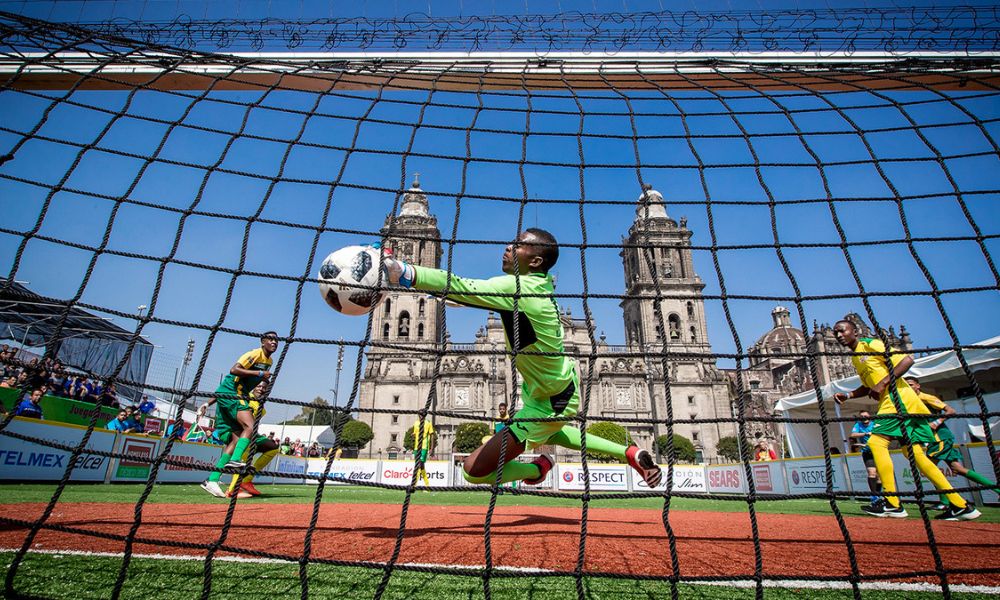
(620, 184), (710, 355)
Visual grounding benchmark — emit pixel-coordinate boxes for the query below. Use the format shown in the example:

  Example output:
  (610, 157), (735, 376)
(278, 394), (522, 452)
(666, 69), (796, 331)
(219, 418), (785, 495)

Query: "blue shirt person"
(107, 409), (130, 432)
(14, 389), (44, 419)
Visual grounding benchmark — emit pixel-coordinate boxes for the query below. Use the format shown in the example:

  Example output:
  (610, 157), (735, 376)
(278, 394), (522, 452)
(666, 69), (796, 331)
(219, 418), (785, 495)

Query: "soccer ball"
(317, 245), (387, 316)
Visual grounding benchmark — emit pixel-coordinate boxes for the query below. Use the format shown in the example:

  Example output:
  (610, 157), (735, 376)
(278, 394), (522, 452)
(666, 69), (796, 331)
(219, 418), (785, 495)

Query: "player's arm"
(384, 259), (519, 311)
(923, 395), (956, 429)
(832, 386), (871, 405)
(231, 350), (271, 381)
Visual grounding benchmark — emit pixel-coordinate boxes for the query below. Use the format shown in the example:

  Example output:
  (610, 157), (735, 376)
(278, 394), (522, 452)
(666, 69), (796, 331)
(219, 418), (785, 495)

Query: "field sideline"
(1, 483), (999, 598)
(2, 483), (999, 521)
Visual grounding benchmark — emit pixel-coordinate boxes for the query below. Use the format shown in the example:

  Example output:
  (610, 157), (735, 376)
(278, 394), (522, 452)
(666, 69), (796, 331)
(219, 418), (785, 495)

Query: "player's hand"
(383, 257), (415, 288)
(261, 371), (272, 381)
(833, 392), (849, 405)
(196, 404), (206, 416)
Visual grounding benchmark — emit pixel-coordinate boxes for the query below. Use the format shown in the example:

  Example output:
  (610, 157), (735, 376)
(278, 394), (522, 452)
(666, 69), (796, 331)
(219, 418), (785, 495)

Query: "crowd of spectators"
(271, 434), (334, 458)
(0, 344), (120, 409)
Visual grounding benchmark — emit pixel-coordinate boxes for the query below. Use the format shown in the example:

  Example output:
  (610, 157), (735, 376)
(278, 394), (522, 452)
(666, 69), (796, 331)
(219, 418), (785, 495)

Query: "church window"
(689, 326), (697, 343)
(382, 322), (390, 339)
(393, 395), (400, 405)
(772, 347), (783, 355)
(417, 323), (424, 339)
(418, 298), (425, 316)
(390, 433), (398, 444)
(398, 311), (411, 338)
(686, 302), (694, 318)
(687, 395), (695, 405)
(385, 298), (391, 314)
(668, 314), (681, 340)
(391, 414), (398, 425)
(692, 431), (699, 442)
(750, 381), (760, 390)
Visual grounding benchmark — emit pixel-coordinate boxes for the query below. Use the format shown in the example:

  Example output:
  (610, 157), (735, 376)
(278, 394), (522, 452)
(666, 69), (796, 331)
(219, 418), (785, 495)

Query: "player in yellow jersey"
(221, 381), (280, 498)
(199, 332), (278, 498)
(831, 320), (979, 520)
(905, 376), (999, 513)
(412, 418), (435, 487)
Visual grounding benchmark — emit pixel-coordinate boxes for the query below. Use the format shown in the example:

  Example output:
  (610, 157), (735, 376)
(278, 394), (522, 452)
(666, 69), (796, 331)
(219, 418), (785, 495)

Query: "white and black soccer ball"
(317, 245), (387, 316)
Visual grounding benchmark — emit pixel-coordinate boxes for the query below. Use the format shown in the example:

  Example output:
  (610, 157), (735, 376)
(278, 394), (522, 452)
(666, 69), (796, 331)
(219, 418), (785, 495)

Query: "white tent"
(774, 336), (1000, 458)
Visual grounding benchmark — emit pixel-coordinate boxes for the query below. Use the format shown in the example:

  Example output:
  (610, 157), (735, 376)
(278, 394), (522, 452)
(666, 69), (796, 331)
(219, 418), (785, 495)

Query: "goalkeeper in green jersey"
(383, 228), (662, 488)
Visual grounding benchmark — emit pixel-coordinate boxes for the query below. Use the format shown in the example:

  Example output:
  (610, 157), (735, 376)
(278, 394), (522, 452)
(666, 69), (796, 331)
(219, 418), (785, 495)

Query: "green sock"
(965, 469), (1000, 492)
(547, 426), (629, 461)
(232, 437), (251, 462)
(208, 452), (231, 482)
(464, 460), (540, 485)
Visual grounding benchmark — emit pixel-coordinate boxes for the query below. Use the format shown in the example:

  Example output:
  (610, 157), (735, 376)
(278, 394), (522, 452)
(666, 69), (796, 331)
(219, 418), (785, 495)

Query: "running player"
(905, 376), (999, 511)
(383, 228), (662, 488)
(222, 381), (280, 498)
(198, 332), (279, 498)
(831, 320), (979, 520)
(412, 418), (435, 487)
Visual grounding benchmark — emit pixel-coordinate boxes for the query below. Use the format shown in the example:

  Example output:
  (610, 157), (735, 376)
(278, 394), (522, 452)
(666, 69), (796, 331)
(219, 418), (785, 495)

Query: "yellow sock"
(227, 449), (278, 494)
(869, 435), (900, 508)
(420, 467), (430, 487)
(906, 444), (967, 509)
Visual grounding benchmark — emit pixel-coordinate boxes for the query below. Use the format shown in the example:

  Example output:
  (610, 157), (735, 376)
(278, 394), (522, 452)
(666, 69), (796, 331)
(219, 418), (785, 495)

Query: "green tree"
(716, 436), (750, 462)
(282, 397), (348, 428)
(654, 434), (696, 463)
(585, 422), (632, 463)
(454, 422), (490, 453)
(338, 420), (374, 450)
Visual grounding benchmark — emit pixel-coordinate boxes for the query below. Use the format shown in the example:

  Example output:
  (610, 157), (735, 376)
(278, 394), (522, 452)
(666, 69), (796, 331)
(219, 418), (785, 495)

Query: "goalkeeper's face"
(502, 232), (544, 275)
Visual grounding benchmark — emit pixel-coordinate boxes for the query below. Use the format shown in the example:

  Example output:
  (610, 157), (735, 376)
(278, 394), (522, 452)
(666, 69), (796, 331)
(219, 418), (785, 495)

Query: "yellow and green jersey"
(850, 338), (929, 417)
(220, 348), (273, 397)
(917, 391), (948, 414)
(412, 266), (575, 403)
(412, 420), (435, 451)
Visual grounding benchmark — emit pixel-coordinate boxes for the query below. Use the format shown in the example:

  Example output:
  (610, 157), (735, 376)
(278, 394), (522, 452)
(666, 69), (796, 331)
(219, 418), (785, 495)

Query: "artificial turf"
(2, 551), (996, 600)
(2, 483), (999, 523)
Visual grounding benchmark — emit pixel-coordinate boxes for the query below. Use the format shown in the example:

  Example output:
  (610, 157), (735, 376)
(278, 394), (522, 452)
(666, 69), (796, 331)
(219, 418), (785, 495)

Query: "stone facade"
(358, 179), (737, 461)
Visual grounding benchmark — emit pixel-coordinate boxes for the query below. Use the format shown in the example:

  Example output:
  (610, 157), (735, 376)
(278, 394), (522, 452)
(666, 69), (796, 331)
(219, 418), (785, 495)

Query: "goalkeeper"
(384, 228), (662, 488)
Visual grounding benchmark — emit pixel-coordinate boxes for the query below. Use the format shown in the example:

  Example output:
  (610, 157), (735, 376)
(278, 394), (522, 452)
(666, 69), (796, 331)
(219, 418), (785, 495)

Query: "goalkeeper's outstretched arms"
(382, 229), (559, 312)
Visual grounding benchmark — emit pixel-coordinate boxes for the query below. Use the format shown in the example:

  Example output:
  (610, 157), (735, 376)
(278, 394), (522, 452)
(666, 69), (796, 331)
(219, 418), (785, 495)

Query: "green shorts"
(872, 412), (936, 445)
(926, 425), (962, 464)
(508, 372), (580, 448)
(215, 379), (251, 431)
(213, 427), (268, 448)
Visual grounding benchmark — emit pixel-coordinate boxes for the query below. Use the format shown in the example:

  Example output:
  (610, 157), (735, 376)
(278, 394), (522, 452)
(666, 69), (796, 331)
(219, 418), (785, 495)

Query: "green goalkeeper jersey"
(412, 266), (574, 402)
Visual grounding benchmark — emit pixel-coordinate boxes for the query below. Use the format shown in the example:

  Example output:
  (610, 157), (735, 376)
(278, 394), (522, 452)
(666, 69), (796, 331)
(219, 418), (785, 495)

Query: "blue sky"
(1, 2), (998, 423)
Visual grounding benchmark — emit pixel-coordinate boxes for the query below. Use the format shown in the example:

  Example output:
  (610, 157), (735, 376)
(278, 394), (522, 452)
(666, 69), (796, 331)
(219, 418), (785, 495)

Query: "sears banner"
(750, 462), (786, 495)
(380, 460), (451, 487)
(0, 418), (116, 482)
(111, 434), (160, 482)
(706, 464), (745, 493)
(633, 464), (706, 493)
(966, 443), (999, 504)
(305, 458), (378, 485)
(785, 457), (847, 494)
(557, 464), (628, 491)
(157, 439), (220, 483)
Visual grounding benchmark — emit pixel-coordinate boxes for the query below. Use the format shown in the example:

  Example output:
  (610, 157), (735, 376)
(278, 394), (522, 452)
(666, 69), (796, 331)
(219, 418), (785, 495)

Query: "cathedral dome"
(750, 306), (805, 360)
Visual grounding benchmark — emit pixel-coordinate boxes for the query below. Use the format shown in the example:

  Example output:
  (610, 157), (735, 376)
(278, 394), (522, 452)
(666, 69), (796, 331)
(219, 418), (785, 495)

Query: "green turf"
(1, 483), (999, 522)
(2, 552), (994, 600)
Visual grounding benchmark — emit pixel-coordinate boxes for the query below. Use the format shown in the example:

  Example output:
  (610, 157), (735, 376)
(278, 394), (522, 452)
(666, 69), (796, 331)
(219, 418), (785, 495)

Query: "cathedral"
(358, 177), (736, 462)
(357, 177), (916, 463)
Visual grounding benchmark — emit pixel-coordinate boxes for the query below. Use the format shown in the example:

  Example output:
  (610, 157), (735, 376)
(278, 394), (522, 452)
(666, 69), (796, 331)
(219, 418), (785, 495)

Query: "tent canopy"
(0, 278), (153, 402)
(774, 336), (1000, 458)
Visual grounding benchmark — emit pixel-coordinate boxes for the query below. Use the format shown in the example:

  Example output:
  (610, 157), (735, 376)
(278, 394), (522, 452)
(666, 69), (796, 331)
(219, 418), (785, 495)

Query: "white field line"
(2, 547), (999, 594)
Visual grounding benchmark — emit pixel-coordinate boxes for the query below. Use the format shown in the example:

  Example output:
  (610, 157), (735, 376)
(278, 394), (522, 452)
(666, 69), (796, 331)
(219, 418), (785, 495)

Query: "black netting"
(1, 8), (999, 600)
